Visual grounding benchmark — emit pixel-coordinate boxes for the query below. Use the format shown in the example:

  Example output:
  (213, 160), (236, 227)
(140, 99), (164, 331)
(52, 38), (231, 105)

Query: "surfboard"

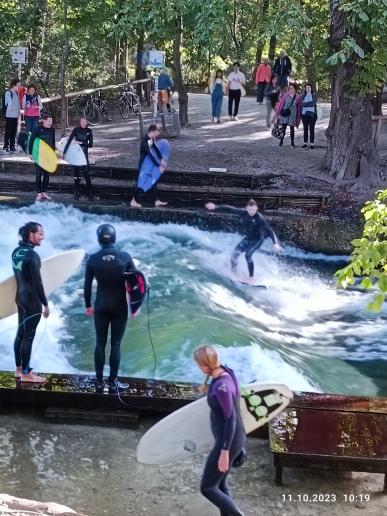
(32, 137), (58, 173)
(0, 249), (85, 320)
(136, 382), (293, 465)
(17, 131), (31, 155)
(137, 138), (170, 192)
(235, 280), (267, 289)
(57, 137), (87, 167)
(125, 270), (147, 316)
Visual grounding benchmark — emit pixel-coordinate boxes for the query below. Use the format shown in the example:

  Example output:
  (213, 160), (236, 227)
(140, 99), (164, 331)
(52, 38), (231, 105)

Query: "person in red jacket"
(255, 58), (271, 104)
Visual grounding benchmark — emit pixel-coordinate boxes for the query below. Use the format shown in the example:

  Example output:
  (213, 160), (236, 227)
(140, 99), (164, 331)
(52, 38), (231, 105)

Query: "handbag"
(280, 95), (295, 117)
(271, 123), (283, 139)
(304, 110), (316, 119)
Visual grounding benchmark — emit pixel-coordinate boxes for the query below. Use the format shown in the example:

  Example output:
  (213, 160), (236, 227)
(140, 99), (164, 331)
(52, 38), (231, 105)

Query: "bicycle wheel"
(101, 101), (113, 122)
(83, 101), (99, 125)
(128, 93), (141, 118)
(119, 97), (130, 119)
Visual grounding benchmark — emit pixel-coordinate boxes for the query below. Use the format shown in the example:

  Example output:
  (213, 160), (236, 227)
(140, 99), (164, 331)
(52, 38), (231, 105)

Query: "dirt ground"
(0, 414), (385, 516)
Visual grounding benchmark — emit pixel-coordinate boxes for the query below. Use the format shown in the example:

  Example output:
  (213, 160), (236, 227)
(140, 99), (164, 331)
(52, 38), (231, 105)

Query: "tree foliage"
(335, 190), (387, 311)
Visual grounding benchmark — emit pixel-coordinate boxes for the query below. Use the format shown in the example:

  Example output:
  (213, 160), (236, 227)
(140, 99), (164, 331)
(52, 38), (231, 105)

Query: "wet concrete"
(0, 414), (385, 515)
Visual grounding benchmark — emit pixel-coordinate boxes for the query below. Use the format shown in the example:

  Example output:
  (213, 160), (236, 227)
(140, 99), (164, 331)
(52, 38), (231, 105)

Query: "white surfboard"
(57, 137), (87, 167)
(0, 249), (85, 319)
(136, 382), (293, 465)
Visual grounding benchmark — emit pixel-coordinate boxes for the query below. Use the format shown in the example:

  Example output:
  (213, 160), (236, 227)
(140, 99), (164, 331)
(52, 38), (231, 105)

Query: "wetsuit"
(201, 366), (246, 516)
(63, 126), (93, 198)
(12, 242), (48, 373)
(29, 126), (55, 193)
(216, 205), (278, 277)
(84, 244), (135, 381)
(133, 136), (163, 204)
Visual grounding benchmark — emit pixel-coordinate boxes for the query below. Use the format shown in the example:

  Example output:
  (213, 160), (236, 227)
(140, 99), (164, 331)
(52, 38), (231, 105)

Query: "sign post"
(12, 47), (28, 79)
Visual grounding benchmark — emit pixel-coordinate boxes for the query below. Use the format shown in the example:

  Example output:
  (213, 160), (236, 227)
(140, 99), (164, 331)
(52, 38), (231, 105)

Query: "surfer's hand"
(218, 450), (229, 472)
(131, 309), (140, 319)
(205, 202), (216, 211)
(272, 243), (282, 253)
(160, 159), (167, 167)
(159, 165), (166, 173)
(43, 306), (50, 319)
(85, 307), (94, 316)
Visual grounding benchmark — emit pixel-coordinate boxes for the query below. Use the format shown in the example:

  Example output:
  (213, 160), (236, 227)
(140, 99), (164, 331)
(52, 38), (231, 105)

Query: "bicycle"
(119, 84), (141, 119)
(83, 90), (113, 125)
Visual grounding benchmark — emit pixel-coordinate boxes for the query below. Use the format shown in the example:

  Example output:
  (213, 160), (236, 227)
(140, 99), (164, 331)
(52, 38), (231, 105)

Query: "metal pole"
(153, 73), (159, 123)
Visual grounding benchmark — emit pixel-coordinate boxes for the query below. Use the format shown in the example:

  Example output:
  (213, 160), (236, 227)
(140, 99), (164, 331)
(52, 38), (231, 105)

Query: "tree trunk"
(59, 0), (69, 136)
(135, 31), (145, 97)
(26, 0), (48, 78)
(304, 43), (317, 92)
(268, 35), (276, 63)
(324, 0), (380, 185)
(255, 41), (265, 67)
(372, 80), (384, 117)
(172, 15), (189, 127)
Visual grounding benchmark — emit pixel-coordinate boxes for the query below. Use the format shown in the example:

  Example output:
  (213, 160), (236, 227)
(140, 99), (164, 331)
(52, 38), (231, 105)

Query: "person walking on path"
(276, 83), (302, 148)
(300, 83), (318, 150)
(194, 345), (246, 516)
(264, 75), (280, 128)
(209, 69), (226, 123)
(2, 78), (21, 154)
(63, 116), (94, 200)
(255, 58), (271, 104)
(157, 67), (174, 113)
(130, 124), (168, 208)
(84, 224), (136, 394)
(12, 222), (50, 383)
(273, 50), (292, 91)
(22, 84), (43, 135)
(227, 62), (246, 121)
(29, 115), (56, 201)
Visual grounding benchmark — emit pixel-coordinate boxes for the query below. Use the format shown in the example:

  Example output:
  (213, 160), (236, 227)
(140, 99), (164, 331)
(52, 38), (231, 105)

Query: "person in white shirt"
(227, 62), (246, 121)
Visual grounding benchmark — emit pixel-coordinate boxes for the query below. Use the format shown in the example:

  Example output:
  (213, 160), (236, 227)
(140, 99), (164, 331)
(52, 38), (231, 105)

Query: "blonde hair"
(193, 345), (220, 371)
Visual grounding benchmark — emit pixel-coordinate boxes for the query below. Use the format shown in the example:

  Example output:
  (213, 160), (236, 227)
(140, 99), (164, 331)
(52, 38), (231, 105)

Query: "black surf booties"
(108, 378), (129, 394)
(95, 379), (105, 394)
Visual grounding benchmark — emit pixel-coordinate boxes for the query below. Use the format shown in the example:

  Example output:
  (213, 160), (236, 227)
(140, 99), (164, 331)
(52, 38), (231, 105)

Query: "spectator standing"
(264, 75), (281, 128)
(157, 68), (174, 113)
(276, 83), (302, 148)
(2, 78), (21, 154)
(255, 58), (271, 104)
(22, 84), (43, 134)
(301, 83), (318, 150)
(227, 62), (246, 121)
(29, 115), (55, 201)
(209, 69), (226, 123)
(273, 50), (292, 91)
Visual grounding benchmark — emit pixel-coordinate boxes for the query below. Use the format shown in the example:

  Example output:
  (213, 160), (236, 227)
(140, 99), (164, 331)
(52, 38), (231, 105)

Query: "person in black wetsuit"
(29, 115), (55, 202)
(205, 199), (281, 281)
(130, 124), (168, 208)
(84, 224), (136, 394)
(194, 345), (246, 516)
(63, 117), (94, 200)
(12, 222), (50, 383)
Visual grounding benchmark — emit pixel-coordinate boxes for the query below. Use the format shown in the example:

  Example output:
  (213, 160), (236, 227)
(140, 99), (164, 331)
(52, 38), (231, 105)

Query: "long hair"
(18, 222), (42, 242)
(193, 345), (220, 370)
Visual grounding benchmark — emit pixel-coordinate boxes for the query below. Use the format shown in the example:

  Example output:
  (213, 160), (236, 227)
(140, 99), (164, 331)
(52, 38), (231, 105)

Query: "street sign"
(149, 50), (165, 68)
(12, 47), (28, 64)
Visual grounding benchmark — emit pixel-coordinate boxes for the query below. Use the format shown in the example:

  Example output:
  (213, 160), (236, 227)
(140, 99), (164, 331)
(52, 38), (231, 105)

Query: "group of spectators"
(209, 49), (318, 149)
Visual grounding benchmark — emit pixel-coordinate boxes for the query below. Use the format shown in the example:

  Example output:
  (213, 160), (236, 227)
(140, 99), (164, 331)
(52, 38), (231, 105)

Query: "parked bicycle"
(83, 90), (113, 124)
(119, 84), (141, 119)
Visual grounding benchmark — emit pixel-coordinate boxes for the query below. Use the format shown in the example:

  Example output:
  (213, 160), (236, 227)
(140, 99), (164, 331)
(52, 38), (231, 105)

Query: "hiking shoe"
(1, 148), (10, 155)
(95, 380), (105, 394)
(301, 144), (308, 149)
(279, 140), (283, 147)
(108, 379), (129, 394)
(310, 145), (314, 150)
(9, 148), (18, 154)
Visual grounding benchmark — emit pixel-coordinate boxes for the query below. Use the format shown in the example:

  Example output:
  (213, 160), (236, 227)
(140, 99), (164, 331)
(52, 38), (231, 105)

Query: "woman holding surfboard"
(29, 115), (56, 201)
(194, 345), (246, 516)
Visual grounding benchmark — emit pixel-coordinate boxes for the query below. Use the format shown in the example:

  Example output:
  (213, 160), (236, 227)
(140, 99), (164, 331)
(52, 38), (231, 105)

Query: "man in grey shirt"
(2, 78), (21, 154)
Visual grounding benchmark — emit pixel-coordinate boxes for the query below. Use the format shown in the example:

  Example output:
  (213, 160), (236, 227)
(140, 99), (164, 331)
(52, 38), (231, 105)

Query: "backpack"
(1, 90), (12, 116)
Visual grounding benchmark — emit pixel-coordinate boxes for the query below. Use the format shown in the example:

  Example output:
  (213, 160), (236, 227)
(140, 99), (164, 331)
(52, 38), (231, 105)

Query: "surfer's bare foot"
(41, 192), (51, 200)
(21, 372), (45, 383)
(155, 200), (168, 207)
(36, 193), (43, 201)
(15, 367), (22, 378)
(130, 199), (142, 208)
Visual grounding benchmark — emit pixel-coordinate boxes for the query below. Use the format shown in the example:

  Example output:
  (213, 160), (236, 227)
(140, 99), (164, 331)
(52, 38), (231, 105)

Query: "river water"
(0, 203), (386, 395)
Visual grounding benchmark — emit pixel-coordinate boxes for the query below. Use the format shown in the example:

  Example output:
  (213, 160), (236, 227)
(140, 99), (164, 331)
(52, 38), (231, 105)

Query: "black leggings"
(302, 115), (316, 144)
(94, 311), (128, 381)
(73, 165), (92, 190)
(281, 124), (295, 144)
(231, 237), (264, 277)
(35, 165), (50, 193)
(133, 184), (159, 204)
(200, 439), (245, 515)
(228, 90), (241, 117)
(14, 302), (42, 372)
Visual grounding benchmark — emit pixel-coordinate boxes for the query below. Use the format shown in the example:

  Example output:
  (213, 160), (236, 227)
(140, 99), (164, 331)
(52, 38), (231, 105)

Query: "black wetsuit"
(201, 366), (246, 516)
(133, 136), (163, 203)
(217, 205), (278, 277)
(63, 126), (93, 197)
(12, 242), (48, 373)
(29, 126), (55, 193)
(84, 244), (135, 381)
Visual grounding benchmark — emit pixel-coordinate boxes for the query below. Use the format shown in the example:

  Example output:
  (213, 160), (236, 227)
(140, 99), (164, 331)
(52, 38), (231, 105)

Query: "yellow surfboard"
(32, 137), (58, 173)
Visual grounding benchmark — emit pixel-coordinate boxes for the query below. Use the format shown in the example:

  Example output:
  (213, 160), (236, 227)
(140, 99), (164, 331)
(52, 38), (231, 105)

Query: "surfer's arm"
(30, 258), (48, 307)
(84, 262), (94, 308)
(216, 205), (245, 215)
(261, 217), (278, 245)
(214, 380), (237, 451)
(87, 129), (93, 148)
(63, 128), (76, 155)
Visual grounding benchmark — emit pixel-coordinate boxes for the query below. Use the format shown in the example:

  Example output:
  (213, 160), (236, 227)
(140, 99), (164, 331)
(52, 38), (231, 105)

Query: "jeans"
(302, 115), (316, 144)
(280, 124), (295, 145)
(256, 82), (267, 103)
(25, 117), (40, 135)
(211, 84), (224, 118)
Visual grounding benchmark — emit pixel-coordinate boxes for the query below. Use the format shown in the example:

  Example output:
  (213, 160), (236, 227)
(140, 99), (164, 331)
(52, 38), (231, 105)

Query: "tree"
(335, 190), (387, 312)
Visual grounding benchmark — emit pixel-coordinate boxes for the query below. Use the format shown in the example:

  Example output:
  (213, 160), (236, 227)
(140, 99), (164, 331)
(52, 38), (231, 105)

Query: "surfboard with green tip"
(32, 137), (58, 173)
